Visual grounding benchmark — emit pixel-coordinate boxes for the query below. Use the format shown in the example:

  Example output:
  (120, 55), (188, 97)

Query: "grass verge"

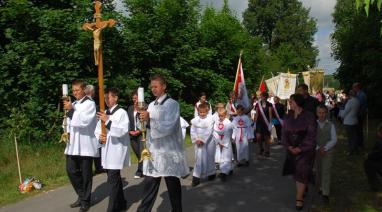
(311, 119), (382, 212)
(0, 133), (192, 207)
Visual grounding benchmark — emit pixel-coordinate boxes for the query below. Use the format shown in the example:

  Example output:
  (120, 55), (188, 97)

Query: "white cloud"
(300, 0), (338, 74)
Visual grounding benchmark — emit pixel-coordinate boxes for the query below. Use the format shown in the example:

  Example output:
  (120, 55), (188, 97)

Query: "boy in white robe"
(137, 75), (189, 212)
(191, 102), (216, 187)
(95, 88), (130, 212)
(213, 108), (233, 182)
(232, 105), (253, 166)
(63, 80), (98, 211)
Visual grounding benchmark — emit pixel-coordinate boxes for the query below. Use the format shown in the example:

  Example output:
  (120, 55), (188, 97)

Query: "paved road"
(0, 143), (314, 212)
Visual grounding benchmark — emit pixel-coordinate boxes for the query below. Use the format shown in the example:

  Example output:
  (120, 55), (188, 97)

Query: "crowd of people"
(62, 75), (380, 212)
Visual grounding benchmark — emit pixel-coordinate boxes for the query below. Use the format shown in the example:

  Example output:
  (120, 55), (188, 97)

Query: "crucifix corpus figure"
(82, 1), (116, 66)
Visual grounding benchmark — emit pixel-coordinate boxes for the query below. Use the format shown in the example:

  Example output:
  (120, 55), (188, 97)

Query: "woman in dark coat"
(282, 94), (317, 210)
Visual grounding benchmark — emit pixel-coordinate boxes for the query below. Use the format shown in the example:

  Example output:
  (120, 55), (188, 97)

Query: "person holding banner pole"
(254, 92), (273, 158)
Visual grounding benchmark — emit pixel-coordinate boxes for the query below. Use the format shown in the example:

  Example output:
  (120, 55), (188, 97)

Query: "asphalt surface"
(0, 142), (314, 212)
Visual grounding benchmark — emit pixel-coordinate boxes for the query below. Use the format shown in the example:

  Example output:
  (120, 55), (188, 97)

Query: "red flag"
(233, 58), (250, 108)
(259, 80), (266, 92)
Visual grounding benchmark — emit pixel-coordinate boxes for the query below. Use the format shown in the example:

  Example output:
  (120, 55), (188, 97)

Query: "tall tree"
(243, 0), (318, 72)
(332, 0), (382, 116)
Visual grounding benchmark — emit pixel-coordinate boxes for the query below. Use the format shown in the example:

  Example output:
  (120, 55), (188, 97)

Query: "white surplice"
(141, 94), (189, 178)
(213, 118), (233, 174)
(190, 115), (215, 178)
(65, 96), (99, 157)
(180, 116), (189, 141)
(231, 115), (253, 162)
(94, 105), (130, 170)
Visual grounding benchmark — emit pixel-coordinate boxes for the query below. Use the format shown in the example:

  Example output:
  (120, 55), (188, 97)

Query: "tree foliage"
(332, 0), (382, 116)
(243, 0), (318, 73)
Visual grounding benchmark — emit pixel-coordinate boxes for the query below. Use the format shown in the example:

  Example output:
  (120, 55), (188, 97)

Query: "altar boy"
(232, 105), (253, 166)
(191, 103), (215, 187)
(63, 80), (98, 212)
(213, 108), (233, 181)
(95, 88), (130, 212)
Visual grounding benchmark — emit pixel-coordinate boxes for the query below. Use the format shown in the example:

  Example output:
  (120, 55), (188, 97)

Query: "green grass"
(0, 133), (193, 207)
(311, 119), (382, 212)
(0, 139), (68, 206)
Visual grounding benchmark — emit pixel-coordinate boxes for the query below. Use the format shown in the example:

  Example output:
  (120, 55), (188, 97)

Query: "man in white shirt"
(137, 75), (189, 212)
(339, 90), (360, 155)
(63, 80), (98, 212)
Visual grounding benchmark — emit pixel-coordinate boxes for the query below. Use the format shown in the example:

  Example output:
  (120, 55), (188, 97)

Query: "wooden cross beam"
(82, 1), (116, 143)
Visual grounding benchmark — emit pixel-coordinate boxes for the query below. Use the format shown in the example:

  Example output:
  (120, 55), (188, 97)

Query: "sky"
(199, 0), (339, 74)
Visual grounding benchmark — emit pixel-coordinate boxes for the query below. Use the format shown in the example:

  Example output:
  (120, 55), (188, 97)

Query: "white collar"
(77, 95), (87, 103)
(109, 104), (118, 113)
(155, 94), (167, 104)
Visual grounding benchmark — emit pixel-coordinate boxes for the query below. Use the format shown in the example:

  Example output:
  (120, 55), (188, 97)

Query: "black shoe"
(219, 173), (227, 182)
(236, 163), (243, 167)
(229, 170), (234, 175)
(295, 200), (304, 211)
(245, 161), (250, 167)
(192, 177), (200, 187)
(70, 199), (81, 208)
(322, 195), (330, 204)
(208, 174), (216, 181)
(79, 205), (90, 212)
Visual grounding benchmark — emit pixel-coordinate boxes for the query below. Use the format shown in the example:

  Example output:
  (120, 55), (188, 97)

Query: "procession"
(1, 0), (382, 212)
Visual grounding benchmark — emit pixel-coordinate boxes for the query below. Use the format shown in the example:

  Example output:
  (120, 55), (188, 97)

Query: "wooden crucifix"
(82, 1), (116, 143)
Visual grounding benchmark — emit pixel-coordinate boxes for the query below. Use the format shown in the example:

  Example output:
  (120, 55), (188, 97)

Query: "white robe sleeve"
(94, 120), (101, 141)
(231, 118), (237, 140)
(149, 100), (180, 139)
(245, 116), (254, 139)
(70, 100), (96, 128)
(190, 119), (199, 144)
(109, 110), (130, 138)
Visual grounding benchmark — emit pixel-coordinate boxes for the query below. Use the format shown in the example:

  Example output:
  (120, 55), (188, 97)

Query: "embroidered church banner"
(276, 73), (297, 99)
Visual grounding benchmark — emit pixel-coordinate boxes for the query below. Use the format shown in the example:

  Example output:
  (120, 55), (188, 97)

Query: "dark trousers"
(130, 135), (143, 175)
(357, 116), (365, 148)
(345, 125), (358, 154)
(364, 159), (382, 190)
(66, 155), (93, 206)
(137, 176), (182, 212)
(94, 148), (103, 172)
(106, 169), (126, 212)
(274, 124), (282, 141)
